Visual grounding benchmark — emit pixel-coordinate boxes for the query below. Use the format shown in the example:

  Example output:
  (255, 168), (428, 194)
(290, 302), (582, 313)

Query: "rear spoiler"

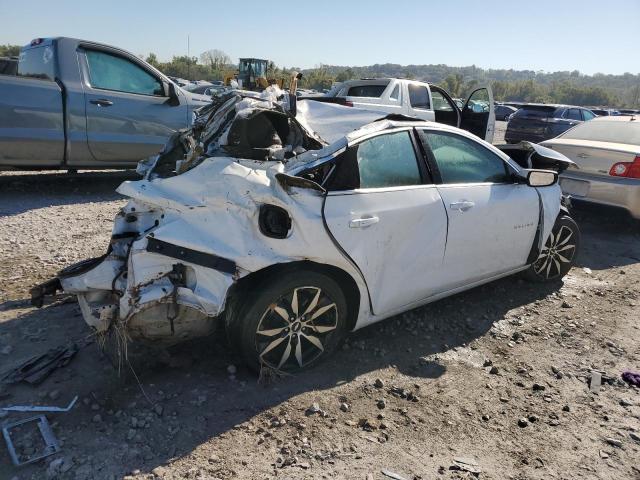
(496, 141), (576, 173)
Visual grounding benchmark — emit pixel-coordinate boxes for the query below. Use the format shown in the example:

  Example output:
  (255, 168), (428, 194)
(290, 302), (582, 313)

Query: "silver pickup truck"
(0, 37), (211, 170)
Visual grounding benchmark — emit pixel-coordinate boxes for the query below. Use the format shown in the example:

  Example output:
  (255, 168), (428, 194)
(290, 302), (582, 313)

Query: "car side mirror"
(527, 170), (557, 187)
(163, 81), (180, 106)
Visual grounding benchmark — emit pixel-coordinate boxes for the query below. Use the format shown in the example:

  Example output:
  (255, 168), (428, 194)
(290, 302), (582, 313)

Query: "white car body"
(33, 95), (570, 363)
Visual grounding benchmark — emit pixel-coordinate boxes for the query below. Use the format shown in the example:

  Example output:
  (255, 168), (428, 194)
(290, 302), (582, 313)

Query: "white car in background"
(324, 78), (496, 142)
(541, 115), (640, 219)
(32, 94), (578, 374)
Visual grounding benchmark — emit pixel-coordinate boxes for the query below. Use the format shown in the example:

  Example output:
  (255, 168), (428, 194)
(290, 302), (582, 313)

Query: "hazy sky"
(1, 0), (639, 74)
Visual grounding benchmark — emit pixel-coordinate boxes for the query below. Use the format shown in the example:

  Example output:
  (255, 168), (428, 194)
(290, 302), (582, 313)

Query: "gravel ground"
(1, 124), (640, 479)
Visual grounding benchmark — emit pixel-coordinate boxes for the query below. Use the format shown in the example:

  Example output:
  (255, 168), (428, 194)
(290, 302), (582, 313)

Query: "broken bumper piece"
(30, 255), (108, 307)
(32, 224), (236, 347)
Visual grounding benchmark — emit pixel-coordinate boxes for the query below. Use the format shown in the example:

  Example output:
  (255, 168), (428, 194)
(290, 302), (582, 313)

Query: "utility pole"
(187, 35), (190, 80)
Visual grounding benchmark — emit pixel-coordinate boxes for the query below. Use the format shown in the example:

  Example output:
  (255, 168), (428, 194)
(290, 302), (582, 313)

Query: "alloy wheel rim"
(533, 225), (576, 279)
(255, 286), (338, 371)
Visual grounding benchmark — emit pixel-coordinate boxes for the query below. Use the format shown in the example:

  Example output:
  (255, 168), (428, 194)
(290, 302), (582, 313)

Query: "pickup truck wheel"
(525, 215), (580, 282)
(234, 271), (347, 374)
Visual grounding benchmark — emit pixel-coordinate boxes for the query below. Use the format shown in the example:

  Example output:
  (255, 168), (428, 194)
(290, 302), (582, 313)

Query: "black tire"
(230, 270), (348, 373)
(524, 215), (580, 282)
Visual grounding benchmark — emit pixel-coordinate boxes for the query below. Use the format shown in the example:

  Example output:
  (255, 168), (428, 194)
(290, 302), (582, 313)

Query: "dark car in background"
(0, 56), (18, 75)
(505, 104), (596, 144)
(495, 104), (518, 121)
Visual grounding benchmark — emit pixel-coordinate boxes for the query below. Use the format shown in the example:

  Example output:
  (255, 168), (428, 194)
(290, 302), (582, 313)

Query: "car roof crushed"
(142, 88), (324, 179)
(140, 86), (435, 181)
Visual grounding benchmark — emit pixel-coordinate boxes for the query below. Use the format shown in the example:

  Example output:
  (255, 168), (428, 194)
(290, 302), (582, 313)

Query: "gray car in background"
(541, 115), (640, 219)
(0, 37), (211, 170)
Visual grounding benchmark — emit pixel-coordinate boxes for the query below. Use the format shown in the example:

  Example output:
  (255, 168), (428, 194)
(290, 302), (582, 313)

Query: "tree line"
(2, 43), (638, 107)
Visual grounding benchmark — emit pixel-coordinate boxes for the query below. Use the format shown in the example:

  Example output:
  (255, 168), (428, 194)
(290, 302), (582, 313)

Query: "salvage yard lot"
(1, 122), (639, 480)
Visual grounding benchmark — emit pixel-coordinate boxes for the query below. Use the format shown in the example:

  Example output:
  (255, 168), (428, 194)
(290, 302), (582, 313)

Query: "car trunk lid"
(541, 138), (640, 177)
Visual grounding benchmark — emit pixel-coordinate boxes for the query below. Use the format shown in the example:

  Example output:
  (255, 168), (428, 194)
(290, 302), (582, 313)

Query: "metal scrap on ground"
(1, 343), (78, 385)
(2, 395), (78, 413)
(2, 414), (60, 466)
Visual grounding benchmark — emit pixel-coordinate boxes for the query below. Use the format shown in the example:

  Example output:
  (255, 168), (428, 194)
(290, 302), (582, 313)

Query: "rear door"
(459, 87), (495, 142)
(418, 129), (539, 289)
(323, 129), (448, 316)
(79, 47), (188, 164)
(429, 85), (460, 127)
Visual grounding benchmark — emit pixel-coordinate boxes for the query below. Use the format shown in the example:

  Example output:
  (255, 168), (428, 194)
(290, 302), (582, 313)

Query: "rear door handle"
(349, 216), (379, 228)
(577, 153), (589, 158)
(90, 99), (114, 107)
(450, 200), (475, 212)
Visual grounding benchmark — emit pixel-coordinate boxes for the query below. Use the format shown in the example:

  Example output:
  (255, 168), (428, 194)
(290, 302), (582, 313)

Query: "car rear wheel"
(525, 215), (580, 282)
(232, 271), (348, 373)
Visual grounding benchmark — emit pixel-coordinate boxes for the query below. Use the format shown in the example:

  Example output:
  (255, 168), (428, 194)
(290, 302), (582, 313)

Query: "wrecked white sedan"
(32, 91), (579, 373)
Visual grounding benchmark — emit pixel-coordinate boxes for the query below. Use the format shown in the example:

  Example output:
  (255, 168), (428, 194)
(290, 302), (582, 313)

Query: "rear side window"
(85, 50), (163, 96)
(328, 131), (422, 190)
(17, 45), (55, 81)
(565, 109), (582, 121)
(408, 84), (430, 110)
(420, 131), (509, 184)
(389, 84), (400, 101)
(582, 110), (596, 121)
(346, 84), (387, 97)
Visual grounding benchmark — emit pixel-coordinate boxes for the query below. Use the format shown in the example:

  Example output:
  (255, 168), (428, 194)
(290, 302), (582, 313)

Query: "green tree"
(442, 74), (464, 97)
(0, 44), (21, 57)
(199, 49), (231, 71)
(335, 68), (355, 83)
(145, 53), (159, 68)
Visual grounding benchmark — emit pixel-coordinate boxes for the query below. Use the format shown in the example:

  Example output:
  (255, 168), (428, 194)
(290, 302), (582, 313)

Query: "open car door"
(460, 86), (495, 143)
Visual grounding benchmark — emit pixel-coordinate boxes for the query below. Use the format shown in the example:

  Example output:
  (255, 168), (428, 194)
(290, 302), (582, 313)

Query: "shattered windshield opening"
(144, 89), (324, 180)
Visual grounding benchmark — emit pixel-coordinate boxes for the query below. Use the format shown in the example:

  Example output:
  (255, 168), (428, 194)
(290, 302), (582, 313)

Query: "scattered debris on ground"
(0, 167), (639, 479)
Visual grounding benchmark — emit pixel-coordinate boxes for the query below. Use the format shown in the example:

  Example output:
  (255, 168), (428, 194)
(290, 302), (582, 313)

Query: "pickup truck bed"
(0, 75), (65, 166)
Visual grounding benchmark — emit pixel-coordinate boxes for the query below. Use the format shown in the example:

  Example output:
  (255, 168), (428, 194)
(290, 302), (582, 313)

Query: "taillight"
(344, 100), (353, 107)
(609, 155), (640, 179)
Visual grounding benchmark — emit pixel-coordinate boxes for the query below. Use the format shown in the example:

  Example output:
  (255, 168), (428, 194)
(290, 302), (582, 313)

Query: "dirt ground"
(1, 122), (639, 480)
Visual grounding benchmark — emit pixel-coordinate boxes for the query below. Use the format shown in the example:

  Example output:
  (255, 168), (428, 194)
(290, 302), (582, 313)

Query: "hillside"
(300, 63), (640, 108)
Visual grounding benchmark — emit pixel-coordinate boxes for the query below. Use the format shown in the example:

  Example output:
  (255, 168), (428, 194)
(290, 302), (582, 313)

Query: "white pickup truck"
(324, 78), (495, 142)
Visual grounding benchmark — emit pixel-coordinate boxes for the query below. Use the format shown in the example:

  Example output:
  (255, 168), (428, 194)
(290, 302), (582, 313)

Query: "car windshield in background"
(17, 45), (55, 81)
(347, 84), (388, 97)
(561, 120), (640, 145)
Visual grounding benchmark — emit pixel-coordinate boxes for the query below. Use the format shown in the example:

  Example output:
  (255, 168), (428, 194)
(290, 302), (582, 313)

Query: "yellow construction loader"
(224, 58), (297, 92)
